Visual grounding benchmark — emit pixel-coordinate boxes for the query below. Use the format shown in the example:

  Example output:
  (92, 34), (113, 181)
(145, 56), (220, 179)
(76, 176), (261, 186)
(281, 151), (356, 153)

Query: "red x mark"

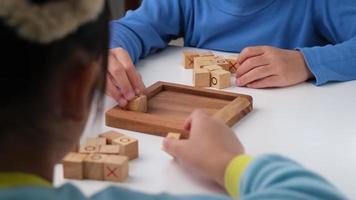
(106, 167), (118, 178)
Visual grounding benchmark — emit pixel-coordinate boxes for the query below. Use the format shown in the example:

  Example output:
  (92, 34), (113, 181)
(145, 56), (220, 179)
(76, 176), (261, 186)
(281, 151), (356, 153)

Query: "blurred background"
(109, 0), (141, 19)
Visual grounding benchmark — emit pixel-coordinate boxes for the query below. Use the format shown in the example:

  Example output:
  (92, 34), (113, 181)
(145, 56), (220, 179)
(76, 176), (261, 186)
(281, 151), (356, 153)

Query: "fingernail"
(125, 91), (135, 100)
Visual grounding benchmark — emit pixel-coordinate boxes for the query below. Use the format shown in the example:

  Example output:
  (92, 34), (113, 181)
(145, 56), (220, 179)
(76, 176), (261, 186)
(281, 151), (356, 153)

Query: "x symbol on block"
(106, 166), (118, 178)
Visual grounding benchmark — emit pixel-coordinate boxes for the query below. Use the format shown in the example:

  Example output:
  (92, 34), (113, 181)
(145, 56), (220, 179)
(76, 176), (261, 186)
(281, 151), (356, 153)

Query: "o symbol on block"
(85, 145), (96, 152)
(211, 77), (218, 85)
(120, 138), (130, 143)
(91, 154), (102, 160)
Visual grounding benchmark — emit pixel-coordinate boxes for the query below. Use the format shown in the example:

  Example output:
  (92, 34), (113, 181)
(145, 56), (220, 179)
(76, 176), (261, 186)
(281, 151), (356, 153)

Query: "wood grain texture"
(106, 82), (253, 138)
(62, 153), (86, 180)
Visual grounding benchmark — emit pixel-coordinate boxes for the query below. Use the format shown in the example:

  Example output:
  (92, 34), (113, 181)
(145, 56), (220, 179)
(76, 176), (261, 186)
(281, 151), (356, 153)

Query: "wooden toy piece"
(126, 95), (147, 113)
(210, 69), (231, 89)
(193, 56), (217, 70)
(85, 137), (107, 146)
(99, 130), (125, 144)
(79, 144), (100, 154)
(113, 136), (139, 160)
(215, 57), (231, 71)
(198, 51), (214, 57)
(193, 68), (210, 88)
(103, 155), (129, 182)
(166, 132), (181, 140)
(62, 153), (87, 180)
(99, 145), (121, 155)
(83, 154), (108, 180)
(183, 51), (199, 69)
(213, 97), (251, 126)
(203, 65), (222, 72)
(225, 55), (240, 73)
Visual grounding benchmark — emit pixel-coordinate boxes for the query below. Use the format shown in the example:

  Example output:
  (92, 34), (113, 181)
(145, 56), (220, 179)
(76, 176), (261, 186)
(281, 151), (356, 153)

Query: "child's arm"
(110, 0), (184, 63)
(297, 0), (356, 86)
(235, 1), (356, 88)
(163, 110), (347, 200)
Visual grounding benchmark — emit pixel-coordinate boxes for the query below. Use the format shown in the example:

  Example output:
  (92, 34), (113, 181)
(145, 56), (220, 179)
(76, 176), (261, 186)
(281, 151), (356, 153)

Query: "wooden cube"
(193, 56), (217, 70)
(99, 131), (125, 144)
(83, 154), (108, 180)
(226, 56), (240, 73)
(166, 132), (181, 140)
(193, 68), (210, 88)
(99, 145), (121, 155)
(203, 65), (222, 72)
(211, 69), (231, 89)
(79, 144), (100, 154)
(62, 153), (87, 180)
(103, 155), (129, 182)
(85, 137), (106, 146)
(198, 51), (214, 57)
(126, 95), (147, 113)
(183, 51), (199, 69)
(113, 136), (139, 160)
(216, 58), (231, 71)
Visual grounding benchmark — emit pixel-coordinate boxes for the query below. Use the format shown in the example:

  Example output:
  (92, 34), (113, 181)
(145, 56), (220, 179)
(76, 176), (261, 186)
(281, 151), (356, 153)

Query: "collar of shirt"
(208, 0), (277, 16)
(0, 172), (52, 188)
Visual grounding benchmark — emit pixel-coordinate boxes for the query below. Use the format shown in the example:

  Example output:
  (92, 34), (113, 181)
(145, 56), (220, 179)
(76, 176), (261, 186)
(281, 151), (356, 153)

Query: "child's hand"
(107, 48), (146, 107)
(163, 110), (244, 186)
(236, 46), (313, 88)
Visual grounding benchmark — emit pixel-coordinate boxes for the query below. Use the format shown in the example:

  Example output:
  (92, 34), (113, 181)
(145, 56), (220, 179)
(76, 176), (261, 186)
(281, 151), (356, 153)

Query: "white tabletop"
(54, 46), (356, 198)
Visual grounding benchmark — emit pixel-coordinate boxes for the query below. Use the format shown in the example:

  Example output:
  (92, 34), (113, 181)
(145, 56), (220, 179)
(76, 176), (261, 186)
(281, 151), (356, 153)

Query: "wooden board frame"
(106, 82), (253, 138)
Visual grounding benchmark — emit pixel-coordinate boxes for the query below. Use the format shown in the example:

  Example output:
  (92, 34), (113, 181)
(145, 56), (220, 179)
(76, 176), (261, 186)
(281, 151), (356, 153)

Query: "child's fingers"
(108, 54), (135, 100)
(238, 46), (265, 64)
(236, 55), (269, 77)
(106, 75), (128, 107)
(246, 75), (280, 88)
(112, 49), (146, 95)
(162, 137), (187, 158)
(183, 114), (193, 131)
(237, 65), (273, 86)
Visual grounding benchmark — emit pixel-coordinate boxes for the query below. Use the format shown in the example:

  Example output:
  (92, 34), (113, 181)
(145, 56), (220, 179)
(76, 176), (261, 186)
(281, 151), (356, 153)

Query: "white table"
(54, 46), (356, 198)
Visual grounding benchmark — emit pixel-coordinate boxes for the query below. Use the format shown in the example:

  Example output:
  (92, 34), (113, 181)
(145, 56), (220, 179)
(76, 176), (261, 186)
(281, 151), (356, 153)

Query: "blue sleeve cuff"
(298, 47), (327, 86)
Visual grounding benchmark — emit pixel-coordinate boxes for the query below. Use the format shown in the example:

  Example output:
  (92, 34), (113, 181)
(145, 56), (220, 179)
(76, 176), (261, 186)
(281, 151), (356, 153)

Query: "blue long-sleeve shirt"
(0, 155), (346, 199)
(110, 0), (356, 85)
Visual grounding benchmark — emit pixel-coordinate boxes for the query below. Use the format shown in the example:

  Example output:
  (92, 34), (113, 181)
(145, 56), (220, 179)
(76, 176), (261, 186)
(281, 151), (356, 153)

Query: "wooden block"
(83, 154), (108, 180)
(103, 155), (129, 182)
(193, 68), (210, 88)
(79, 144), (100, 154)
(99, 145), (121, 155)
(198, 51), (214, 57)
(99, 130), (125, 144)
(216, 57), (231, 71)
(225, 56), (240, 73)
(85, 137), (107, 146)
(193, 56), (217, 70)
(126, 95), (147, 113)
(166, 132), (181, 140)
(62, 153), (87, 180)
(213, 97), (251, 126)
(113, 136), (139, 160)
(203, 65), (222, 72)
(211, 69), (231, 89)
(183, 51), (199, 69)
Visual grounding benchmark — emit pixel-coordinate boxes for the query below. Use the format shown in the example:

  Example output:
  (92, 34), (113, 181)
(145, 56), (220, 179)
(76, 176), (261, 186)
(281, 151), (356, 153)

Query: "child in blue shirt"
(0, 0), (347, 199)
(108, 0), (356, 106)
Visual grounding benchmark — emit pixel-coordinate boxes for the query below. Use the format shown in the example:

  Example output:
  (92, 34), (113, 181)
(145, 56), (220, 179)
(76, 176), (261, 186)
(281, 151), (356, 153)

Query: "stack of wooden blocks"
(62, 130), (138, 182)
(183, 51), (239, 89)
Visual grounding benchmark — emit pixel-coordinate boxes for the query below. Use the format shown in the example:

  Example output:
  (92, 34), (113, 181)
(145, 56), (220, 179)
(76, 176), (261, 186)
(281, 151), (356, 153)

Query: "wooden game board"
(106, 82), (253, 138)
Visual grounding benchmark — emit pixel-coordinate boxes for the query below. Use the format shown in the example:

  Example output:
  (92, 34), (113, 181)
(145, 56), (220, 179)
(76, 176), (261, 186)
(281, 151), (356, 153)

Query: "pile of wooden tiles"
(62, 130), (138, 182)
(182, 51), (240, 89)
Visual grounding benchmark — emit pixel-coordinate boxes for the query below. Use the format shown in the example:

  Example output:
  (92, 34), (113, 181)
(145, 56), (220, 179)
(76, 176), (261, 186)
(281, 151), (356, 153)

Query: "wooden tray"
(106, 82), (253, 138)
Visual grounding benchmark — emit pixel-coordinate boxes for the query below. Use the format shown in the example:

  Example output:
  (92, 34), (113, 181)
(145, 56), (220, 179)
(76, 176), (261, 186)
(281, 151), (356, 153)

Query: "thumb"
(162, 137), (186, 158)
